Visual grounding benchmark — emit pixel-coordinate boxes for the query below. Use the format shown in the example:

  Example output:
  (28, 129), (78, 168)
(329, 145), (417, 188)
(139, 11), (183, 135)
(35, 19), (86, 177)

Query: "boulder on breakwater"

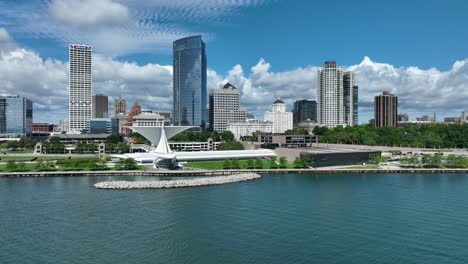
(94, 173), (261, 190)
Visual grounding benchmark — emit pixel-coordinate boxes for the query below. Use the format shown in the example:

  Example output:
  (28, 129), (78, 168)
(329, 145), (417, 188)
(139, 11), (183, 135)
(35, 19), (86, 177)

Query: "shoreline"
(2, 168), (468, 177)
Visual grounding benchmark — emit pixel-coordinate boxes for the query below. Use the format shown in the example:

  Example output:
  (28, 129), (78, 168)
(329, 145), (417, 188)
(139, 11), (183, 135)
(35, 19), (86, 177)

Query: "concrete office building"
(264, 98), (293, 133)
(92, 94), (108, 118)
(293, 99), (317, 126)
(317, 61), (357, 127)
(173, 35), (207, 129)
(69, 44), (92, 133)
(374, 91), (398, 127)
(88, 118), (119, 135)
(0, 95), (33, 137)
(209, 83), (246, 132)
(114, 96), (127, 115)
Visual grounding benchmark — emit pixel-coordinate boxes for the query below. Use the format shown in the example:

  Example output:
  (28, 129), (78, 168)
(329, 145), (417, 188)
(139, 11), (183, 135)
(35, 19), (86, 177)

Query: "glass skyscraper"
(173, 35), (207, 129)
(0, 95), (33, 137)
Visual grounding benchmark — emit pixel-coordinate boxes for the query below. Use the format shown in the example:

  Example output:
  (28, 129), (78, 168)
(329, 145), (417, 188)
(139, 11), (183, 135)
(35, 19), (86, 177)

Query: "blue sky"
(0, 0), (467, 123)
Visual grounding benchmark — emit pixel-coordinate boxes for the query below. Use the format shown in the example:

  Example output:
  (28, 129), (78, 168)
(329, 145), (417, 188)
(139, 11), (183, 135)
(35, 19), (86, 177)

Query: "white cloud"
(0, 47), (173, 123)
(1, 37), (467, 124)
(0, 0), (268, 56)
(49, 0), (129, 27)
(0, 27), (15, 51)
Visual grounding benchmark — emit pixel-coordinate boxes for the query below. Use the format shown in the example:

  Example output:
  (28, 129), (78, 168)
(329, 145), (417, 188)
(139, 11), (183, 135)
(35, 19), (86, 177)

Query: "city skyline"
(0, 0), (467, 123)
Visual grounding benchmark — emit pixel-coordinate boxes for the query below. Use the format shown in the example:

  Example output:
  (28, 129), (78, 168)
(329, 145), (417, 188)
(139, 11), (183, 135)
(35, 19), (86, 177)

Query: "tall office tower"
(113, 96), (127, 115)
(264, 98), (293, 133)
(317, 61), (344, 127)
(209, 83), (247, 132)
(0, 95), (33, 137)
(293, 99), (317, 126)
(343, 71), (358, 126)
(173, 35), (207, 129)
(374, 91), (398, 127)
(69, 44), (92, 133)
(92, 94), (108, 118)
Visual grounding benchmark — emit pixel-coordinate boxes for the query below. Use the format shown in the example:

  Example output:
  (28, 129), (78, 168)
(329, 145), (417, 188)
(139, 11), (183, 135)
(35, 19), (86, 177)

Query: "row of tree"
(400, 154), (468, 168)
(170, 130), (236, 142)
(314, 124), (468, 148)
(0, 138), (38, 151)
(222, 157), (312, 169)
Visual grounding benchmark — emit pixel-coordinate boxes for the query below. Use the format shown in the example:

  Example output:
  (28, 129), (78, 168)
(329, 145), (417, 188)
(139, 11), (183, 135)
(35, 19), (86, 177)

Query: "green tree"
(254, 157), (263, 169)
(116, 158), (139, 170)
(221, 131), (235, 142)
(6, 160), (17, 171)
(279, 157), (288, 169)
(105, 135), (122, 144)
(400, 156), (420, 167)
(231, 159), (241, 169)
(246, 159), (255, 169)
(116, 143), (130, 153)
(269, 157), (278, 169)
(217, 141), (244, 150)
(223, 159), (232, 170)
(293, 157), (307, 168)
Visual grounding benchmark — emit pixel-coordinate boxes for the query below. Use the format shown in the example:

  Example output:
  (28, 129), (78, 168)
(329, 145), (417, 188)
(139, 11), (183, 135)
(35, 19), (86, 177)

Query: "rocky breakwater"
(94, 173), (261, 190)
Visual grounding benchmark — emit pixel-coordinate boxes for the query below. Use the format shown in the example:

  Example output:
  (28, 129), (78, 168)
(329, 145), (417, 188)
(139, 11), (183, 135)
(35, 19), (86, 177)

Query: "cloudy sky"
(0, 0), (467, 123)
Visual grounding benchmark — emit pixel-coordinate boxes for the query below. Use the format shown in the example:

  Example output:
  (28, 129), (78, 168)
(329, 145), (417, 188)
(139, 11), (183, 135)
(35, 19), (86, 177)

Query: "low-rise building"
(227, 120), (273, 140)
(58, 133), (111, 144)
(258, 133), (317, 148)
(169, 139), (221, 152)
(32, 123), (54, 133)
(88, 118), (119, 135)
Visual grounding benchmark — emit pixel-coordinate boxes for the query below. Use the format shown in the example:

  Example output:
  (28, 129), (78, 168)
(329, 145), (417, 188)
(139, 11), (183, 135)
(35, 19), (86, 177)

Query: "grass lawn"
(4, 149), (35, 154)
(184, 160), (296, 170)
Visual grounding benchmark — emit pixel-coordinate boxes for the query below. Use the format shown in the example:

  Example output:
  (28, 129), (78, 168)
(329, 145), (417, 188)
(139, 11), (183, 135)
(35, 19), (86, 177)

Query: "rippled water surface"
(1, 174), (468, 264)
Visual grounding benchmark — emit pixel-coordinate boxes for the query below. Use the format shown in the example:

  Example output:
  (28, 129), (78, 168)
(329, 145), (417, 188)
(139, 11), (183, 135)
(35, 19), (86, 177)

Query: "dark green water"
(1, 174), (468, 264)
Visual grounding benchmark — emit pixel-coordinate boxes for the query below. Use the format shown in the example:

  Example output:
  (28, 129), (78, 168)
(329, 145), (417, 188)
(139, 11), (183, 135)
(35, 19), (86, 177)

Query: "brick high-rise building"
(374, 91), (398, 127)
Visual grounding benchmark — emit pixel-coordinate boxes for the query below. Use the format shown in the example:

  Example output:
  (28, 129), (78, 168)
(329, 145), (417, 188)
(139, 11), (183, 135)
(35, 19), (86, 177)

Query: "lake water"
(1, 173), (468, 264)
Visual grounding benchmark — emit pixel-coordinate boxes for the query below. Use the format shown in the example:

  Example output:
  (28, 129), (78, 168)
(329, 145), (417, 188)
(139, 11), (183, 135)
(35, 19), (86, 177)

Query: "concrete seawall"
(2, 168), (468, 178)
(94, 173), (261, 190)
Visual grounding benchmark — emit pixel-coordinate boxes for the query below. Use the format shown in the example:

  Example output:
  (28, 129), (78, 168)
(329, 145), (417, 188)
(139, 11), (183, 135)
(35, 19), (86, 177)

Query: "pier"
(94, 173), (261, 189)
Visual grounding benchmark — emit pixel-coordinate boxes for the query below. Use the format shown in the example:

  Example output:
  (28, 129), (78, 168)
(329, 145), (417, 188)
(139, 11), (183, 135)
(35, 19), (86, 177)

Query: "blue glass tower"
(173, 35), (207, 129)
(0, 95), (33, 137)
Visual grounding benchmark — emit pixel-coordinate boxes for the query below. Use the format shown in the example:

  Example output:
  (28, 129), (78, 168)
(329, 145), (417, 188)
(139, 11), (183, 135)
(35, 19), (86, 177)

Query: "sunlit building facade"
(173, 35), (207, 129)
(0, 95), (33, 137)
(69, 44), (92, 133)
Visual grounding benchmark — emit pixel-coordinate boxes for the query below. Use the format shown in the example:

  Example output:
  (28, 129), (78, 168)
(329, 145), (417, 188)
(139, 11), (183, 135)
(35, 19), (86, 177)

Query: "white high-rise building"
(264, 98), (293, 133)
(69, 44), (92, 133)
(208, 83), (246, 132)
(317, 61), (358, 127)
(317, 61), (344, 127)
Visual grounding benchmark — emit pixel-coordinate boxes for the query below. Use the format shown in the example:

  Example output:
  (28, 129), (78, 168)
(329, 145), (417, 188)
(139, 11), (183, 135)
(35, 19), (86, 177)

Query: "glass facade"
(293, 99), (317, 125)
(88, 118), (119, 135)
(0, 96), (33, 137)
(173, 35), (207, 129)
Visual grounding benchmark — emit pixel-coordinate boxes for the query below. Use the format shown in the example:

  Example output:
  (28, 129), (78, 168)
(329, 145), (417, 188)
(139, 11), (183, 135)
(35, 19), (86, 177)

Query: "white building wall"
(69, 44), (92, 133)
(227, 122), (273, 140)
(317, 63), (344, 127)
(264, 102), (293, 133)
